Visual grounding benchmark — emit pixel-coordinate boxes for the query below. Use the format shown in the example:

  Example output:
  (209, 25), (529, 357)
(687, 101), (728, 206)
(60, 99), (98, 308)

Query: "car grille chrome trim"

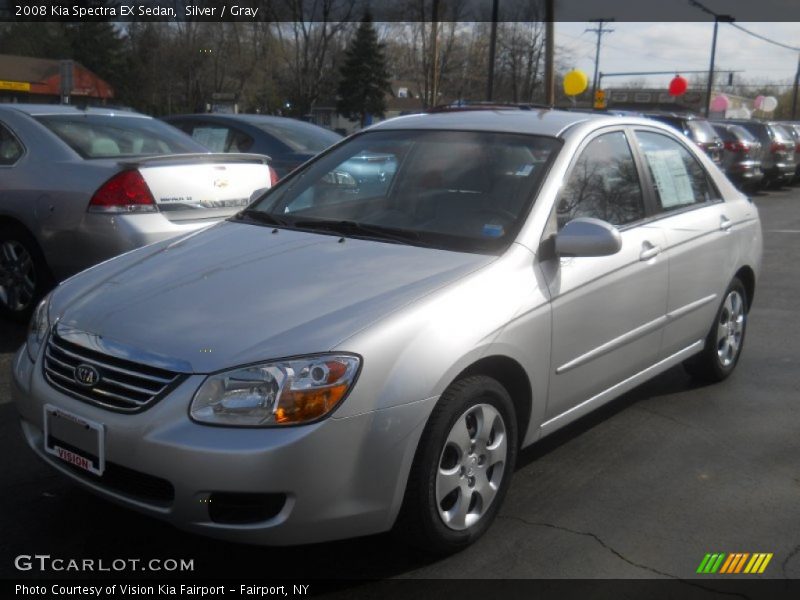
(43, 333), (184, 413)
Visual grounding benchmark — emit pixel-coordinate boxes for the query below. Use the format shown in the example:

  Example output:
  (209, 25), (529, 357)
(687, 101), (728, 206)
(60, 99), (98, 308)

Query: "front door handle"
(720, 216), (733, 231)
(639, 241), (661, 261)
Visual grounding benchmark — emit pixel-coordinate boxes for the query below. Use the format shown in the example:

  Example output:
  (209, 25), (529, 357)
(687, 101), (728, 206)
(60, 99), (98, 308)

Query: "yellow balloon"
(563, 69), (589, 96)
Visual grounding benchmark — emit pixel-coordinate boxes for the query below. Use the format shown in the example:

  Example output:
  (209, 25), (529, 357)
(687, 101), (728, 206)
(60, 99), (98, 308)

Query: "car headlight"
(190, 354), (360, 427)
(26, 294), (51, 362)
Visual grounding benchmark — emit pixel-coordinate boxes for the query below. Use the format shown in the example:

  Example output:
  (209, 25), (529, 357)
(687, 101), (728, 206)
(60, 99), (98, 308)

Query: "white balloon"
(762, 96), (778, 112)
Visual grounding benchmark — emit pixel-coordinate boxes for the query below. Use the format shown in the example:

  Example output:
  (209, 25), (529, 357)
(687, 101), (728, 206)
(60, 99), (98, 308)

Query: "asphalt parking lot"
(1, 186), (799, 584)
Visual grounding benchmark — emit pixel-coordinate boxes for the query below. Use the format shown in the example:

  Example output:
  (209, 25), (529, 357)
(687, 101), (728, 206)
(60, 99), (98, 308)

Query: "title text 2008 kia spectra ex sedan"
(12, 108), (762, 554)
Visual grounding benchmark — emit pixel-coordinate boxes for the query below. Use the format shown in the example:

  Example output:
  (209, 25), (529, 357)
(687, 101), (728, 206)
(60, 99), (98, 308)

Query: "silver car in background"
(12, 108), (762, 554)
(0, 104), (275, 320)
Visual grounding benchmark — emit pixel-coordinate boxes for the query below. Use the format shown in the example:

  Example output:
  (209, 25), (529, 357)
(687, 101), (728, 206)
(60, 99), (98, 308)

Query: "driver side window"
(558, 131), (645, 229)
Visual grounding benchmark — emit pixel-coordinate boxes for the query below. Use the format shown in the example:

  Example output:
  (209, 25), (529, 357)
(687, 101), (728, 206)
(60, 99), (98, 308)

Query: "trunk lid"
(127, 153), (272, 222)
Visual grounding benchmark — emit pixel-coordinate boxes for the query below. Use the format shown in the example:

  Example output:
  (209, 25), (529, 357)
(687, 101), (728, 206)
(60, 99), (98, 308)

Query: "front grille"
(43, 333), (184, 413)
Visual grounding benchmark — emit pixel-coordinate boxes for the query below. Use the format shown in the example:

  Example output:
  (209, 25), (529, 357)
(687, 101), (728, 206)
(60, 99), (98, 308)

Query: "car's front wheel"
(396, 375), (517, 555)
(684, 277), (748, 382)
(0, 224), (52, 322)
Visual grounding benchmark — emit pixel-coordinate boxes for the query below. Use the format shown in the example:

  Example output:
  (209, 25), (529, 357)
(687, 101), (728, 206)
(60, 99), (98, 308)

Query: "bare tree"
(268, 0), (356, 116)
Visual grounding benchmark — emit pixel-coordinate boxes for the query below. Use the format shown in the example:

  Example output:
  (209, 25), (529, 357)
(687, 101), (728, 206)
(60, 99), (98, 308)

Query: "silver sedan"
(0, 104), (274, 321)
(12, 108), (762, 554)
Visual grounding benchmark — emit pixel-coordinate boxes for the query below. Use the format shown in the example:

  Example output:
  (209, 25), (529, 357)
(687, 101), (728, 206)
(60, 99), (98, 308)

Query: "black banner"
(3, 0), (800, 23)
(6, 579), (800, 600)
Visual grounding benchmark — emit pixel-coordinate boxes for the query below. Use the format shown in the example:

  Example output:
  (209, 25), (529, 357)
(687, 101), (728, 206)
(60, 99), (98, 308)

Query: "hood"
(52, 221), (493, 373)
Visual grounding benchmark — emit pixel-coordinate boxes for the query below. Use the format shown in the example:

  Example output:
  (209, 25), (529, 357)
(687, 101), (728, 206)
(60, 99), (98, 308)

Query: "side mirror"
(555, 217), (622, 257)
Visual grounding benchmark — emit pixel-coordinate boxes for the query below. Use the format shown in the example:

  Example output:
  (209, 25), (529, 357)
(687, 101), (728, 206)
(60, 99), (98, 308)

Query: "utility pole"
(690, 1), (734, 117)
(429, 0), (440, 108)
(792, 53), (800, 120)
(544, 0), (554, 106)
(486, 0), (499, 101)
(586, 18), (614, 109)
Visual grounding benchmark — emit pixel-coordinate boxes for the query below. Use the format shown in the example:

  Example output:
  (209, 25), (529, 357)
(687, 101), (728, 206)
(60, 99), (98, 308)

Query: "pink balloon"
(710, 94), (730, 112)
(754, 95), (764, 109)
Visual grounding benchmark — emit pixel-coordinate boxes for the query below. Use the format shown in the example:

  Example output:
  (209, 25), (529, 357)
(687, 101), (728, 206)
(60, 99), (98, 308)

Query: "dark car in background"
(722, 119), (796, 188)
(711, 122), (763, 189)
(643, 112), (724, 164)
(778, 122), (800, 183)
(164, 114), (343, 178)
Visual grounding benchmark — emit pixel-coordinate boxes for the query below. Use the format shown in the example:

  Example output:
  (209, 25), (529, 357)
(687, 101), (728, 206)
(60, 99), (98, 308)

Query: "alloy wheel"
(435, 403), (507, 531)
(716, 289), (745, 368)
(0, 240), (36, 313)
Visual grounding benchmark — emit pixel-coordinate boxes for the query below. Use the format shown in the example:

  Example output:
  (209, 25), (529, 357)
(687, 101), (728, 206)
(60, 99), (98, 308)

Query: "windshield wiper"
(235, 209), (290, 228)
(292, 219), (431, 247)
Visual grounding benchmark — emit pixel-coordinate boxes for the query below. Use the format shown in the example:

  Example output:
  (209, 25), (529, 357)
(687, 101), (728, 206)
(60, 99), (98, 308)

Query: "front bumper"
(12, 345), (435, 545)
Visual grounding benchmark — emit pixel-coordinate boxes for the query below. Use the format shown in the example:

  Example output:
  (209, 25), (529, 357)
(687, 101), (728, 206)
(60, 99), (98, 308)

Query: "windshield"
(244, 129), (560, 254)
(728, 125), (757, 143)
(243, 118), (342, 153)
(770, 124), (794, 143)
(36, 114), (206, 159)
(687, 119), (718, 142)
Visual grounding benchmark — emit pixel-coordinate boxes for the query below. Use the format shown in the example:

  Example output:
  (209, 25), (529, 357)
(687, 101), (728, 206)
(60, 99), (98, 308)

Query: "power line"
(689, 0), (800, 52)
(728, 23), (800, 53)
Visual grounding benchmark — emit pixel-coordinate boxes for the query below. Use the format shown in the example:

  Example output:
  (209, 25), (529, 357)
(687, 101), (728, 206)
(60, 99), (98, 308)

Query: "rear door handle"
(639, 241), (661, 261)
(720, 216), (733, 231)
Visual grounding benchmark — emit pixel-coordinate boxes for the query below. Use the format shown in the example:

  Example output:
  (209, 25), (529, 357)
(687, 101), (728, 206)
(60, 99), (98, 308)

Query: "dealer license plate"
(43, 405), (105, 476)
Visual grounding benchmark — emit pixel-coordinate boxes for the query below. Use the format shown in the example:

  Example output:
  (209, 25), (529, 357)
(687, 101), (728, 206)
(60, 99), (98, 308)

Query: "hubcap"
(0, 240), (36, 312)
(436, 403), (507, 531)
(716, 290), (745, 368)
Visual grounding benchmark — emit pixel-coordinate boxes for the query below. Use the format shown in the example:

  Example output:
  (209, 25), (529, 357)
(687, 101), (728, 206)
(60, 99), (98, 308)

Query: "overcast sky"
(557, 22), (800, 93)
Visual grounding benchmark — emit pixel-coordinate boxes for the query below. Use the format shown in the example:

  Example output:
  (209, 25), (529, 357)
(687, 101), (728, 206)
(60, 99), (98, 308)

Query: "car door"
(631, 128), (736, 359)
(541, 129), (668, 421)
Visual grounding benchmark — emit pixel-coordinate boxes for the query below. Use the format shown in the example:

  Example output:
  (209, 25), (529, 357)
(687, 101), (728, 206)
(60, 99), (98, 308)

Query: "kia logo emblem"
(74, 364), (100, 387)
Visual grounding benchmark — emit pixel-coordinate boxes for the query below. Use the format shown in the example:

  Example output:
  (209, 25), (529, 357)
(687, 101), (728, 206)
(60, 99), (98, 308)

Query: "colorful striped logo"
(696, 553), (773, 574)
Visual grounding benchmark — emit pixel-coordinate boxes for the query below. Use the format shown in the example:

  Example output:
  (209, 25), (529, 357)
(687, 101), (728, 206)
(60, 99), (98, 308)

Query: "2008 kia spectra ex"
(12, 108), (762, 554)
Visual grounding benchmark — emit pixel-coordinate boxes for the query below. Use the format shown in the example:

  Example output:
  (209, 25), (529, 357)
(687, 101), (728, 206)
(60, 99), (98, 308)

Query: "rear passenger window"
(635, 131), (719, 211)
(0, 123), (23, 165)
(190, 124), (253, 153)
(558, 131), (645, 228)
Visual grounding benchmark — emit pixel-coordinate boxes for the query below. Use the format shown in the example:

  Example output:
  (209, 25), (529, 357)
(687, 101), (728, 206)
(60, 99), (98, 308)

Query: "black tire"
(0, 223), (53, 322)
(394, 375), (518, 556)
(683, 277), (748, 383)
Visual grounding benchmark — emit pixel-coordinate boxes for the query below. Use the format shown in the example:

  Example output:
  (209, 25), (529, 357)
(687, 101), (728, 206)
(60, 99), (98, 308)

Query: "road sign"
(0, 80), (30, 92)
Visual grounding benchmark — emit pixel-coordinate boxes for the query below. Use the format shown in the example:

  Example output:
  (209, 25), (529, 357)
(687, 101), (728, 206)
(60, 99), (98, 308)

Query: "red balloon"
(668, 75), (688, 97)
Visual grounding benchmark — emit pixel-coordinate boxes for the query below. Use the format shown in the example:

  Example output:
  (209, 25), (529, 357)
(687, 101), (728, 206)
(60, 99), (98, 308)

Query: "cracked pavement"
(1, 189), (799, 583)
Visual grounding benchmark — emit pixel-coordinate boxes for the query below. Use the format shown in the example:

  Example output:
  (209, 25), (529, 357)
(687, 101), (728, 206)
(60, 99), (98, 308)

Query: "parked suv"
(13, 108), (761, 553)
(723, 119), (796, 187)
(777, 122), (800, 183)
(711, 122), (763, 189)
(643, 112), (724, 164)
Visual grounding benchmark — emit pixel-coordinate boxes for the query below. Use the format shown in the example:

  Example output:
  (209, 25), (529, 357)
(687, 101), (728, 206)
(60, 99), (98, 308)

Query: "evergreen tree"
(336, 13), (391, 128)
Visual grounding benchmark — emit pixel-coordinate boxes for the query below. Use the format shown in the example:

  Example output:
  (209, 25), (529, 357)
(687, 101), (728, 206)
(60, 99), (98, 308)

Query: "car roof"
(644, 111), (706, 121)
(0, 103), (148, 118)
(366, 108), (618, 137)
(168, 113), (320, 126)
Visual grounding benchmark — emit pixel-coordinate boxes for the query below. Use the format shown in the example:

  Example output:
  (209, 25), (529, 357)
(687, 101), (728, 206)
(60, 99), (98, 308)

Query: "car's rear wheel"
(395, 375), (517, 555)
(0, 224), (52, 322)
(684, 277), (748, 383)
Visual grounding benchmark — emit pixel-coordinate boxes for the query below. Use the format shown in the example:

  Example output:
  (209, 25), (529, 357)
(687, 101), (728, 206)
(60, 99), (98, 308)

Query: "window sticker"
(645, 149), (695, 208)
(192, 127), (228, 152)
